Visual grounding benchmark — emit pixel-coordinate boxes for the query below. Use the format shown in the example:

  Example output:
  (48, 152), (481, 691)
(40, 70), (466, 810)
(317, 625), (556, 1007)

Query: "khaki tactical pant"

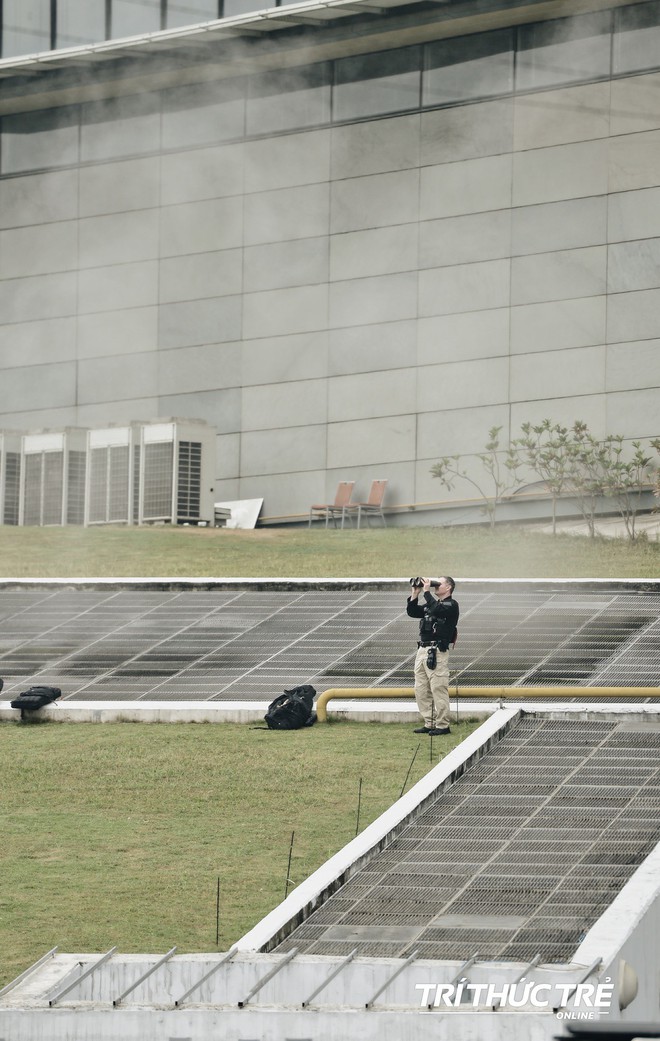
(414, 645), (450, 729)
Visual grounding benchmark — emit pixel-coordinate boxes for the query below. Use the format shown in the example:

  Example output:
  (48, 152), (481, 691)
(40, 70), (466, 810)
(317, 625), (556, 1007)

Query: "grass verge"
(0, 523), (659, 578)
(0, 717), (482, 986)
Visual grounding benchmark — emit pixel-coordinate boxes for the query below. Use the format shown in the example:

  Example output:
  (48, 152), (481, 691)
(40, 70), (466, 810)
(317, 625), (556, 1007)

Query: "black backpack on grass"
(264, 685), (317, 730)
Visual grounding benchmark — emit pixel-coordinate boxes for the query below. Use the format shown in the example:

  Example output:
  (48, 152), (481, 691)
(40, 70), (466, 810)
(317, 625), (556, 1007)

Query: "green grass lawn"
(0, 718), (481, 986)
(0, 522), (659, 578)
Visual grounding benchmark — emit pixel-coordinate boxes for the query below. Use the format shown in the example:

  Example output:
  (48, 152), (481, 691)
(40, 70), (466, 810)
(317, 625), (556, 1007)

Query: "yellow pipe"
(315, 686), (660, 722)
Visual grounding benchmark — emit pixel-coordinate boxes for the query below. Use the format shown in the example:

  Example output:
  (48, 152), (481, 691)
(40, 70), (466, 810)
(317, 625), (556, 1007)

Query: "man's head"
(436, 576), (455, 598)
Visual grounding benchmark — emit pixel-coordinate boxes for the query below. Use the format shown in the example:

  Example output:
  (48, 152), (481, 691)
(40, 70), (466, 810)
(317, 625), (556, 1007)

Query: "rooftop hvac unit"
(85, 426), (134, 526)
(0, 431), (22, 526)
(19, 429), (88, 526)
(135, 420), (215, 525)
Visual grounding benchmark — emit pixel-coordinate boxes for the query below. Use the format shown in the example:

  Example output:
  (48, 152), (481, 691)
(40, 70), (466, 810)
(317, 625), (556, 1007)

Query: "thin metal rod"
(174, 945), (238, 1007)
(238, 948), (298, 1008)
(215, 877), (220, 947)
(302, 948), (358, 1008)
(399, 744), (420, 799)
(554, 958), (602, 1010)
(48, 947), (117, 1006)
(0, 947), (58, 997)
(430, 953), (480, 1009)
(355, 777), (362, 836)
(365, 949), (418, 1009)
(113, 946), (177, 1006)
(285, 830), (295, 900)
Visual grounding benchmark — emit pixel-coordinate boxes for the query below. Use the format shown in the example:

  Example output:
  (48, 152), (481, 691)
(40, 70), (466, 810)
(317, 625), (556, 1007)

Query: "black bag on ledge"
(10, 686), (62, 719)
(264, 685), (317, 730)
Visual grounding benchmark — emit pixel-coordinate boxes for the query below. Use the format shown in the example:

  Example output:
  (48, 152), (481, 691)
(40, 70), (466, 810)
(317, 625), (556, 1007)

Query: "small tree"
(599, 436), (655, 540)
(564, 421), (610, 538)
(430, 426), (521, 530)
(511, 420), (574, 535)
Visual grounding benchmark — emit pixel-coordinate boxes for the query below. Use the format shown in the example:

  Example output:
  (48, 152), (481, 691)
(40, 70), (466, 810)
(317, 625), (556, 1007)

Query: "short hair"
(443, 576), (455, 594)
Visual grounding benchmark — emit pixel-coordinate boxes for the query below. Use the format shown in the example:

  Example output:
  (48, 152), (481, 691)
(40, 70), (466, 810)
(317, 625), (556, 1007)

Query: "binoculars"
(410, 578), (440, 589)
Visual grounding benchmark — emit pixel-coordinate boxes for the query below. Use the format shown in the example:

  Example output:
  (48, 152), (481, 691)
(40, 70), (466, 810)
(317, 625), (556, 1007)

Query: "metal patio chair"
(308, 481), (355, 528)
(343, 479), (388, 528)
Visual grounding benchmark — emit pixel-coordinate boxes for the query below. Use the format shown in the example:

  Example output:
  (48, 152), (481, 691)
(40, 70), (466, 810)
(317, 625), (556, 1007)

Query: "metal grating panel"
(275, 716), (660, 962)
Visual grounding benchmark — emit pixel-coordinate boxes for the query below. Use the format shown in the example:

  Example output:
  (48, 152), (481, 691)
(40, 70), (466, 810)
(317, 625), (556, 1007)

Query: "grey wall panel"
(77, 398), (159, 427)
(160, 144), (244, 205)
(0, 316), (76, 367)
(0, 220), (77, 278)
(215, 432), (240, 481)
(330, 224), (418, 281)
(328, 320), (415, 376)
(76, 308), (158, 360)
(327, 415), (415, 468)
(607, 239), (660, 292)
(330, 170), (419, 234)
(513, 81), (610, 150)
(0, 271), (77, 324)
(510, 245), (607, 305)
(327, 367), (416, 423)
(78, 210), (159, 267)
(610, 71), (660, 136)
(157, 343), (242, 396)
(243, 130), (330, 193)
(159, 296), (242, 349)
(512, 196), (606, 256)
(606, 340), (660, 392)
(243, 183), (330, 246)
(0, 169), (78, 230)
(418, 259), (510, 317)
(417, 403), (510, 458)
(241, 378), (327, 431)
(510, 394), (606, 437)
(78, 352), (158, 404)
(329, 272), (417, 328)
(240, 424), (326, 476)
(239, 470), (324, 519)
(243, 285), (328, 339)
(159, 250), (243, 303)
(609, 129), (660, 192)
(77, 261), (158, 314)
(512, 139), (609, 206)
(417, 309), (510, 365)
(608, 187), (660, 242)
(160, 197), (243, 256)
(420, 154), (512, 221)
(607, 288), (660, 342)
(510, 296), (606, 354)
(605, 388), (660, 438)
(331, 113), (420, 179)
(420, 98), (514, 164)
(417, 357), (509, 412)
(419, 210), (511, 269)
(510, 344), (606, 402)
(244, 237), (329, 292)
(241, 331), (329, 385)
(158, 388), (241, 434)
(0, 361), (76, 411)
(79, 157), (160, 217)
(0, 405), (77, 428)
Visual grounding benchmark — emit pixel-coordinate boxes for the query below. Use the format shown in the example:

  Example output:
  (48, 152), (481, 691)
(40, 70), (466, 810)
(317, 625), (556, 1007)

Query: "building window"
(2, 0), (51, 57)
(334, 46), (421, 121)
(166, 0), (219, 28)
(613, 0), (660, 74)
(516, 11), (612, 91)
(111, 0), (162, 37)
(56, 0), (107, 48)
(424, 29), (514, 106)
(247, 64), (331, 135)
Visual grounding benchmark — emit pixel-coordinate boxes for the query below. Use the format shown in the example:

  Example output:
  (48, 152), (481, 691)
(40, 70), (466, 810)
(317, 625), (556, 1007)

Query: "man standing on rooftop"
(406, 576), (459, 737)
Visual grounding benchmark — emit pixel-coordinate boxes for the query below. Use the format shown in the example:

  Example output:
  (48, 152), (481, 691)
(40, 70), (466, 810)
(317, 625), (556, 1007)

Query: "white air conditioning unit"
(85, 425), (135, 526)
(0, 431), (22, 526)
(19, 428), (88, 526)
(134, 419), (215, 525)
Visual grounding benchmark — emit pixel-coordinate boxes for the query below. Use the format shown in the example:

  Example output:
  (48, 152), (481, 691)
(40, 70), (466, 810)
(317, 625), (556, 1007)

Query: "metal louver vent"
(3, 451), (20, 525)
(142, 442), (174, 520)
(177, 440), (202, 521)
(67, 450), (86, 525)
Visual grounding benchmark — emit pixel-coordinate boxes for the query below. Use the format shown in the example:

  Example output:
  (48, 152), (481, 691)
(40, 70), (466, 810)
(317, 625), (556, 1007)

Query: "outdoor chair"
(309, 481), (355, 528)
(343, 479), (388, 528)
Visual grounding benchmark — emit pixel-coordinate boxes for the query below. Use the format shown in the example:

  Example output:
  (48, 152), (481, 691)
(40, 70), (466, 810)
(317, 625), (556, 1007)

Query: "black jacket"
(407, 592), (459, 651)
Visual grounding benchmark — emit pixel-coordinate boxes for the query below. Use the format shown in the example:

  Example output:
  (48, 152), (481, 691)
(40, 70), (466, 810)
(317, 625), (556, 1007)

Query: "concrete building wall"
(1, 9), (660, 521)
